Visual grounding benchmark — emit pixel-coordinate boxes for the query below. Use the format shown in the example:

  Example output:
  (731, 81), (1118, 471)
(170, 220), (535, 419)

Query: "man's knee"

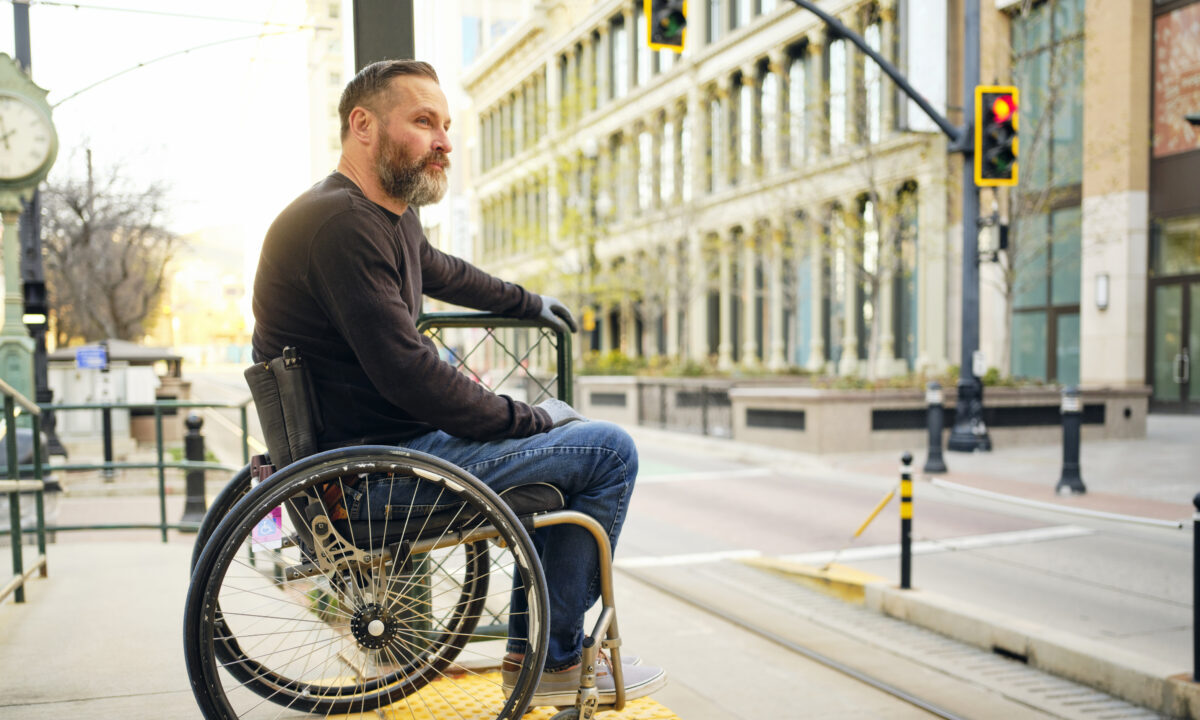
(557, 420), (638, 478)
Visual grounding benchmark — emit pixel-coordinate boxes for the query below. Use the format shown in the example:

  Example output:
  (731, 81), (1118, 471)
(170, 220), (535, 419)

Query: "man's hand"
(536, 398), (587, 427)
(539, 295), (578, 333)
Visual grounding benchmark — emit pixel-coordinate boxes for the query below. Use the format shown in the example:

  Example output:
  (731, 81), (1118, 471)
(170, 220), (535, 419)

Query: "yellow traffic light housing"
(646, 0), (687, 52)
(974, 85), (1019, 187)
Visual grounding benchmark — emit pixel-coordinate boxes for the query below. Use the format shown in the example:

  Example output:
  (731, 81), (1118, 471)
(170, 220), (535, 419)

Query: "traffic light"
(646, 0), (686, 52)
(974, 85), (1018, 187)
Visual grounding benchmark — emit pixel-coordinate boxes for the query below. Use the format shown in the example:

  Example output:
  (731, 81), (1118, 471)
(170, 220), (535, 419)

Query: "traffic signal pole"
(948, 0), (991, 451)
(786, 0), (991, 451)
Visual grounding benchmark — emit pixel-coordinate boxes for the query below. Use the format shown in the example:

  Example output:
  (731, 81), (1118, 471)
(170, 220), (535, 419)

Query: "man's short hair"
(338, 60), (440, 140)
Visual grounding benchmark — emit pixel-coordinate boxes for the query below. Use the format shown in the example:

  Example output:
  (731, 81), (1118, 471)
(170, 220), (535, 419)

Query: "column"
(875, 228), (898, 377)
(717, 233), (734, 370)
(843, 12), (862, 148)
(806, 219), (825, 371)
(741, 230), (759, 366)
(686, 87), (705, 202)
(666, 241), (681, 358)
(768, 218), (787, 370)
(546, 56), (560, 133)
(916, 172), (948, 372)
(720, 74), (737, 188)
(687, 229), (708, 361)
(805, 32), (826, 160)
(838, 208), (860, 375)
(878, 0), (897, 138)
(564, 49), (578, 125)
(582, 34), (595, 115)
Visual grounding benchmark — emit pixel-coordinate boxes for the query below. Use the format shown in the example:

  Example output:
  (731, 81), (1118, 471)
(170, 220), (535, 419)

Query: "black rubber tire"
(184, 446), (549, 720)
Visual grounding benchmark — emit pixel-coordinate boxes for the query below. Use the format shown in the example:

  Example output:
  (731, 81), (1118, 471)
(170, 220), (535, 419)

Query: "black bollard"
(900, 451), (913, 589)
(1194, 493), (1200, 682)
(101, 405), (114, 481)
(180, 414), (207, 528)
(1055, 386), (1087, 495)
(923, 381), (948, 474)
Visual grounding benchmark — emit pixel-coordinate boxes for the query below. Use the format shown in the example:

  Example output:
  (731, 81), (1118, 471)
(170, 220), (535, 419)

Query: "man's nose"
(433, 129), (452, 154)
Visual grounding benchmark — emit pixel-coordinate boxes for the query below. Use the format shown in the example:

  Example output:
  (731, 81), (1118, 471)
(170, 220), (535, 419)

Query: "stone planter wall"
(576, 376), (1151, 454)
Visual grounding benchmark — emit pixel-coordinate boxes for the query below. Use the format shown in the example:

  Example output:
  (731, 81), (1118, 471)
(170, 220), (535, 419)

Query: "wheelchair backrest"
(244, 347), (323, 468)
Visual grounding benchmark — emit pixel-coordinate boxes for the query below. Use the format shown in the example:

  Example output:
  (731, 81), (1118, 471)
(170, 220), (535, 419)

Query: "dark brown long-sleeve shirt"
(252, 172), (553, 447)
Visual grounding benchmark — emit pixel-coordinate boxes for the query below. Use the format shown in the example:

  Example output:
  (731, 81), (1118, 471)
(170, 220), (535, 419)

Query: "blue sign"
(75, 346), (108, 370)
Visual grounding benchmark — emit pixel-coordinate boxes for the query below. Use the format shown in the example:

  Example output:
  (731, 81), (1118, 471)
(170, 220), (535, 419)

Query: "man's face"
(373, 76), (452, 207)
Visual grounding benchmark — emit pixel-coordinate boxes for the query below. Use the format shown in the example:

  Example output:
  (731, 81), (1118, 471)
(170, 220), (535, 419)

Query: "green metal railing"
(417, 312), (573, 405)
(0, 378), (47, 604)
(24, 400), (253, 543)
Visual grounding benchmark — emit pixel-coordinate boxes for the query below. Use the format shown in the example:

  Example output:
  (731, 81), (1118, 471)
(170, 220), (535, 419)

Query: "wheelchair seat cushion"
(335, 481), (565, 546)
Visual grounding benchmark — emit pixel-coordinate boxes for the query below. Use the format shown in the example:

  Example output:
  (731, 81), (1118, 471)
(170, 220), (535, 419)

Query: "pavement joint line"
(775, 524), (1095, 565)
(638, 467), (774, 484)
(929, 478), (1188, 529)
(615, 548), (763, 568)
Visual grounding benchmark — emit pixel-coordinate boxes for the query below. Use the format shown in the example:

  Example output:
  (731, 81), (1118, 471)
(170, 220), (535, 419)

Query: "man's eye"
(416, 117), (430, 126)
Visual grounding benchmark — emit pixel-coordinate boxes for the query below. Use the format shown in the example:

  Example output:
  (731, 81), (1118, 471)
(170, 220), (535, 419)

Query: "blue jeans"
(345, 420), (637, 672)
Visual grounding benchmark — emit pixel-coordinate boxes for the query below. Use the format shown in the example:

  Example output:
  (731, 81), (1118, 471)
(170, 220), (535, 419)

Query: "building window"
(732, 0), (752, 30)
(638, 129), (654, 212)
(828, 37), (847, 150)
(738, 78), (755, 181)
(612, 17), (629, 99)
(636, 4), (652, 87)
(1012, 0), (1084, 191)
(708, 95), (723, 193)
(761, 69), (779, 174)
(1011, 207), (1081, 385)
(660, 118), (676, 204)
(708, 0), (723, 44)
(864, 19), (882, 144)
(788, 52), (807, 165)
(681, 109), (693, 203)
(1009, 0), (1084, 384)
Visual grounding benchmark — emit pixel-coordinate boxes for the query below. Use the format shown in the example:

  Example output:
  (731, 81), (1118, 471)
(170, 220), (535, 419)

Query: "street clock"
(0, 52), (56, 403)
(0, 54), (57, 201)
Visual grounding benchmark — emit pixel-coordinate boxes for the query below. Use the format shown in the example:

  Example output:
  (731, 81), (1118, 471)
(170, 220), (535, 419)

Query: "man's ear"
(347, 106), (375, 146)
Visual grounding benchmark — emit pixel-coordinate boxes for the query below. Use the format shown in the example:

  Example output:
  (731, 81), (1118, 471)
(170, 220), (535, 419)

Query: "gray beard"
(376, 147), (448, 207)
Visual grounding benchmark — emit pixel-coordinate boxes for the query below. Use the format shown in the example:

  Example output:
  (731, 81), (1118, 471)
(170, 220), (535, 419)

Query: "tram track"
(620, 565), (973, 720)
(616, 560), (1167, 720)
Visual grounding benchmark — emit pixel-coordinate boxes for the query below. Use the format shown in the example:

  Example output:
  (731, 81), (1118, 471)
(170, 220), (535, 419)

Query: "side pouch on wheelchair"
(244, 346), (323, 469)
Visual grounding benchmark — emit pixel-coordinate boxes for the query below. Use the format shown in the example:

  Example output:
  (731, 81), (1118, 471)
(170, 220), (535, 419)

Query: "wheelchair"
(183, 317), (629, 720)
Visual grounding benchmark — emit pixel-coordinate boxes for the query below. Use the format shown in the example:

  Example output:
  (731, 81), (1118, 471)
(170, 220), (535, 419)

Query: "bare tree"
(41, 150), (181, 344)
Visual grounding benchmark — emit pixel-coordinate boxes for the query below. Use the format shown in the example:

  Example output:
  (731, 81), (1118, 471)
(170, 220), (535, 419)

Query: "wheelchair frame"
(184, 315), (627, 720)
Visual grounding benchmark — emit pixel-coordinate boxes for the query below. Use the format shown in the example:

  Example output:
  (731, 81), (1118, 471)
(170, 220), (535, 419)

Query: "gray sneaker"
(501, 656), (667, 708)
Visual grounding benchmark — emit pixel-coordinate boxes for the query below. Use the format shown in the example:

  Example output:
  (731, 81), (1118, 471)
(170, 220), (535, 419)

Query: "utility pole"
(785, 0), (991, 451)
(12, 2), (65, 454)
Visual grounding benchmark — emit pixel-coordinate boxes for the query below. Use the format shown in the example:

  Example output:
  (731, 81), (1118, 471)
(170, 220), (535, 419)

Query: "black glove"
(536, 398), (587, 427)
(539, 295), (578, 333)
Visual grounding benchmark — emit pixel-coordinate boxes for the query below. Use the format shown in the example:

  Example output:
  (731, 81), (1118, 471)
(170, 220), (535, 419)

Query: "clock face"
(0, 93), (53, 182)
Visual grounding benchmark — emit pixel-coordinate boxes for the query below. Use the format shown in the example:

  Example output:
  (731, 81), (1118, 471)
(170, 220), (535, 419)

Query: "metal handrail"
(9, 399), (254, 543)
(416, 312), (574, 405)
(0, 380), (47, 604)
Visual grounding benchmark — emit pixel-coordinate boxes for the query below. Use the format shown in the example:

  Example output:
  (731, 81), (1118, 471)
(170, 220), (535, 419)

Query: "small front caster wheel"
(549, 709), (580, 720)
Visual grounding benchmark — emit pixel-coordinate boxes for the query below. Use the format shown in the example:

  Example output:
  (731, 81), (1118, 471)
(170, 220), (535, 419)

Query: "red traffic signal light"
(974, 85), (1019, 187)
(646, 0), (687, 52)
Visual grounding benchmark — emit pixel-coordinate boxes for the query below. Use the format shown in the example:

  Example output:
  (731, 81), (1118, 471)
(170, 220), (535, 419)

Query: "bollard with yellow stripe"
(899, 451), (913, 589)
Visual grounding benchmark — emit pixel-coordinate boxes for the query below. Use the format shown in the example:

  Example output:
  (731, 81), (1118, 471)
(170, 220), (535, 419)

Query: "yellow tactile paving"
(354, 670), (678, 719)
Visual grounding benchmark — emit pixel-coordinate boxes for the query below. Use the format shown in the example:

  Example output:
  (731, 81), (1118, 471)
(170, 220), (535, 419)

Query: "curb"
(752, 556), (1199, 719)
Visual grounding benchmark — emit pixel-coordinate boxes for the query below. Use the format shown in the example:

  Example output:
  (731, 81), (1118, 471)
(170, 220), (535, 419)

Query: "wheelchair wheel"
(185, 447), (549, 719)
(190, 462), (253, 573)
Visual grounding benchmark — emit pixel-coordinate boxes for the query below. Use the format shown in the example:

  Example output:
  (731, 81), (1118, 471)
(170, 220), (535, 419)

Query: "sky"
(0, 0), (336, 237)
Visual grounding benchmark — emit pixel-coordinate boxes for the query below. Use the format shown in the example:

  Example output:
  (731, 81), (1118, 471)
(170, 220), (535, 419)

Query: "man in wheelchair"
(250, 59), (666, 708)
